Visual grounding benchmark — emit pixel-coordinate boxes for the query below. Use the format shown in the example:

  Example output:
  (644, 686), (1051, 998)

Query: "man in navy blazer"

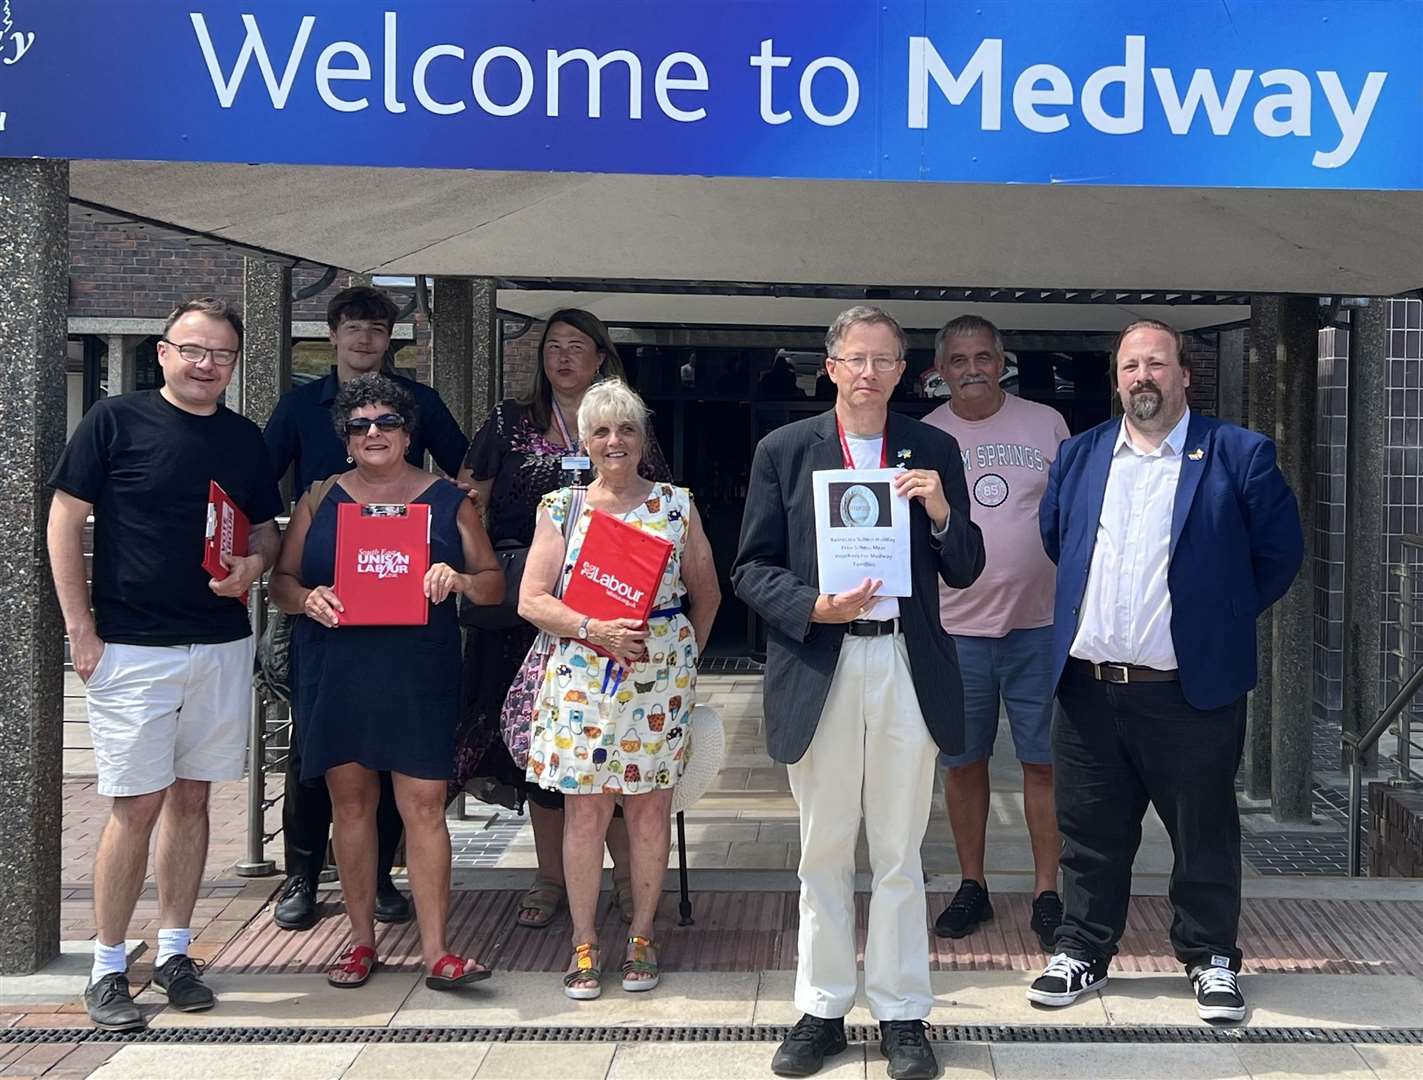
(1029, 319), (1301, 1023)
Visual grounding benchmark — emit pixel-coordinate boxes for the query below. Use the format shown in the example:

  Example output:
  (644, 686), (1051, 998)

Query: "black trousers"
(282, 714), (404, 888)
(1053, 660), (1247, 971)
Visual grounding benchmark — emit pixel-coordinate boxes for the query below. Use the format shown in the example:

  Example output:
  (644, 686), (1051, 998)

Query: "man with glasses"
(262, 285), (469, 931)
(48, 298), (284, 1030)
(733, 306), (985, 1079)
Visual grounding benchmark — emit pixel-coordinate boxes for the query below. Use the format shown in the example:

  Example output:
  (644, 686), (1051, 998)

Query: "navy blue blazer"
(1039, 412), (1303, 711)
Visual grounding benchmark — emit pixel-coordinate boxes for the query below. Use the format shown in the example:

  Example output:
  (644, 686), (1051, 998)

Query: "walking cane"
(676, 810), (694, 925)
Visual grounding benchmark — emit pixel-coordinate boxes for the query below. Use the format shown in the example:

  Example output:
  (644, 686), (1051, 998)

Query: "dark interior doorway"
(625, 332), (1113, 658)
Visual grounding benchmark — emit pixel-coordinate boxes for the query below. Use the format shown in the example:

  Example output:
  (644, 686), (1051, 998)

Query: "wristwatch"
(577, 616), (591, 640)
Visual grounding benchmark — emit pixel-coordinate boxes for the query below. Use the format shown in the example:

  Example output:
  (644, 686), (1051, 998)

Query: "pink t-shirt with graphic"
(922, 394), (1070, 638)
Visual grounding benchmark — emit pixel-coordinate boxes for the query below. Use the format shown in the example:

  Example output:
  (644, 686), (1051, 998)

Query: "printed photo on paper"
(812, 468), (911, 598)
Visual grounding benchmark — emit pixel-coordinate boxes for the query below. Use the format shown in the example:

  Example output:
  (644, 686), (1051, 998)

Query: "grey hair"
(934, 315), (1005, 361)
(578, 378), (649, 443)
(824, 305), (907, 360)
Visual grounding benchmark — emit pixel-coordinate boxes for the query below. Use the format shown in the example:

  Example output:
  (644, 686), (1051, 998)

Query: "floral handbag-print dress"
(526, 483), (699, 796)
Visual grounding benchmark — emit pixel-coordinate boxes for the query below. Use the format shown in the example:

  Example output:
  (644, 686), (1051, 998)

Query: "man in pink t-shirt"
(922, 315), (1070, 951)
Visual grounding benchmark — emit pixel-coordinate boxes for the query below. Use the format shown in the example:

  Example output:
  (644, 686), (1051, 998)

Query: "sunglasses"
(344, 413), (406, 437)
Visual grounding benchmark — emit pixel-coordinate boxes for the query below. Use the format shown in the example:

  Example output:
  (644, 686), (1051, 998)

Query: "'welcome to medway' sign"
(4, 0), (1419, 190)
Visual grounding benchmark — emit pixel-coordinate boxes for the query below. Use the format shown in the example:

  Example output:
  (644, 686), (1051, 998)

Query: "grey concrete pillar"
(239, 259), (292, 427)
(469, 278), (498, 421)
(431, 277), (497, 440)
(1244, 302), (1278, 800)
(1267, 296), (1319, 823)
(104, 334), (138, 397)
(1340, 301), (1387, 769)
(0, 160), (69, 974)
(472, 278), (498, 425)
(431, 278), (475, 445)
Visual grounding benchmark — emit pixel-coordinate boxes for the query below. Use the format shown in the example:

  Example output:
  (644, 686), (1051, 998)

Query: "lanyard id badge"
(552, 403), (590, 473)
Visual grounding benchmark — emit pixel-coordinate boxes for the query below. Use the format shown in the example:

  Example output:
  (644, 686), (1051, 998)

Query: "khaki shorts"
(85, 639), (254, 797)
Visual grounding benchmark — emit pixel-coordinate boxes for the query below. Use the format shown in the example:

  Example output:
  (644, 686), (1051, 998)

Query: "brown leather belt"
(1070, 658), (1178, 684)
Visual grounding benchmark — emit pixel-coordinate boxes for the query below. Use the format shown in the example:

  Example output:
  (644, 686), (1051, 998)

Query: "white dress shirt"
(843, 432), (900, 620)
(1069, 408), (1191, 670)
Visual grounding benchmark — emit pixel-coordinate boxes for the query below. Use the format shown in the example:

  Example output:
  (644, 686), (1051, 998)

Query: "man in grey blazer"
(733, 306), (985, 1079)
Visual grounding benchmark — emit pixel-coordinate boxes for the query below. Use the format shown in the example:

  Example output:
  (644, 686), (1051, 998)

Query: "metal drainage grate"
(5, 1025), (1423, 1046)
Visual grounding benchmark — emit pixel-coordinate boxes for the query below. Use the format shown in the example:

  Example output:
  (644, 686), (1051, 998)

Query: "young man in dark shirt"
(263, 286), (470, 930)
(48, 299), (284, 1031)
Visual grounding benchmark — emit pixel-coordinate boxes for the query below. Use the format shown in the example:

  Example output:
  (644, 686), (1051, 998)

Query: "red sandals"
(425, 953), (492, 990)
(326, 944), (378, 988)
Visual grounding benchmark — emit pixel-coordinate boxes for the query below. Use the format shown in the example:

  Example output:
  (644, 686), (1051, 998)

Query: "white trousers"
(787, 632), (938, 1021)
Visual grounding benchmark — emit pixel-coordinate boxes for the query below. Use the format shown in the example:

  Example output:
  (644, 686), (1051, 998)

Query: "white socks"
(155, 927), (191, 968)
(90, 940), (127, 984)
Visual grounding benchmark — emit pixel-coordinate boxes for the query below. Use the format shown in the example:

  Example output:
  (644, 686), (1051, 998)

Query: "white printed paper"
(812, 468), (911, 597)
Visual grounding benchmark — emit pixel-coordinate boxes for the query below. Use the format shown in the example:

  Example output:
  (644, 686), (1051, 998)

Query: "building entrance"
(615, 329), (1118, 657)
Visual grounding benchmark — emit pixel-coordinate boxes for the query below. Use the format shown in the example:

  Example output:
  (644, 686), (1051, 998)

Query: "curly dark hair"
(331, 372), (420, 441)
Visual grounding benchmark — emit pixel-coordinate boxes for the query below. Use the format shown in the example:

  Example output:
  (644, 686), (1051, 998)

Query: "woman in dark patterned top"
(457, 310), (671, 929)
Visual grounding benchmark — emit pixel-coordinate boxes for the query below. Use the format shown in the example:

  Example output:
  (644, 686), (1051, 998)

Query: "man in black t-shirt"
(262, 286), (468, 931)
(48, 298), (283, 1032)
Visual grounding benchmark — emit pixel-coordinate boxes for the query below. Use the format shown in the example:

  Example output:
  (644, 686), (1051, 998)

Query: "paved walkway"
(9, 675), (1419, 1079)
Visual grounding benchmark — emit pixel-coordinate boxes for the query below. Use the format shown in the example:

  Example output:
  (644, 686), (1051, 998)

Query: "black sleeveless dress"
(295, 478), (465, 782)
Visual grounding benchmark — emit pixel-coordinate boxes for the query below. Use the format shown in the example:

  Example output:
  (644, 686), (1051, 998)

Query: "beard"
(1128, 383), (1162, 421)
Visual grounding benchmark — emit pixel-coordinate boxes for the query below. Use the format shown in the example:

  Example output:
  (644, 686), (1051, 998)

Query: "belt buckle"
(1096, 662), (1130, 684)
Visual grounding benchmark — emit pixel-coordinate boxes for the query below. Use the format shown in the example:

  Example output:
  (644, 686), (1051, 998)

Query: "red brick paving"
(209, 889), (1423, 977)
(58, 778), (285, 944)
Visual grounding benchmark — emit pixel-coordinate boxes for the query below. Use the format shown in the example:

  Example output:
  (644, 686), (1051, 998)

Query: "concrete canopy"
(72, 162), (1423, 299)
(494, 290), (1248, 334)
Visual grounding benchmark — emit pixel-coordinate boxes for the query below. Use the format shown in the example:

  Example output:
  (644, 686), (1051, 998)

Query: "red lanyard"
(835, 415), (889, 468)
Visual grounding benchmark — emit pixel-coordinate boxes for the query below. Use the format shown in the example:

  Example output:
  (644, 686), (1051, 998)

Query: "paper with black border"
(812, 467), (910, 597)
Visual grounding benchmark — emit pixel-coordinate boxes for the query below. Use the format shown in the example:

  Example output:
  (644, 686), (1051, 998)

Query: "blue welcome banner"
(4, 1), (1420, 189)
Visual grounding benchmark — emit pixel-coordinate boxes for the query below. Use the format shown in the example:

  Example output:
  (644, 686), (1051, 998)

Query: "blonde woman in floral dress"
(518, 380), (719, 1000)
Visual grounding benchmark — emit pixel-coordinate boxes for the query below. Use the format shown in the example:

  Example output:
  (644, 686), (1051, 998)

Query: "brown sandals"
(516, 878), (567, 929)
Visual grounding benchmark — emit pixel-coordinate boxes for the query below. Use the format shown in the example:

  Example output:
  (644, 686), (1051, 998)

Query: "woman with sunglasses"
(271, 373), (503, 990)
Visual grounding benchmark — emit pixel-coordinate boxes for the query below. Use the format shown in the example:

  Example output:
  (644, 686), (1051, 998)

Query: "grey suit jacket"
(731, 409), (985, 764)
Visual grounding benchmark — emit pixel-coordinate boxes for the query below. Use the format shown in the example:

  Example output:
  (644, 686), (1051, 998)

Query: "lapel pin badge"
(896, 448), (913, 469)
(1188, 448), (1205, 461)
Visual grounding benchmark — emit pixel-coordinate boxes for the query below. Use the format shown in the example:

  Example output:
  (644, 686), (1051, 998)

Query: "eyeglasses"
(343, 413), (406, 436)
(161, 339), (240, 367)
(829, 355), (903, 374)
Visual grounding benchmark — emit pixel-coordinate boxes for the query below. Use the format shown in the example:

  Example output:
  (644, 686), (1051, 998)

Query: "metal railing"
(1344, 535), (1423, 877)
(235, 574), (291, 877)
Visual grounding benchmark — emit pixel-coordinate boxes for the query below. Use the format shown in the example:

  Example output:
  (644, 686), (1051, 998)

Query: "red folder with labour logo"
(561, 510), (674, 663)
(203, 480), (250, 601)
(332, 502), (431, 626)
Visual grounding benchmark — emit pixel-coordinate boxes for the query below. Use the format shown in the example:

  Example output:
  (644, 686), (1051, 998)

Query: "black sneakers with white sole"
(1189, 962), (1246, 1022)
(1026, 952), (1110, 1006)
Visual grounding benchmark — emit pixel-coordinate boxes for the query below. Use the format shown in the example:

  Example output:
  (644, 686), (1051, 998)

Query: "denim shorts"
(939, 625), (1055, 768)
